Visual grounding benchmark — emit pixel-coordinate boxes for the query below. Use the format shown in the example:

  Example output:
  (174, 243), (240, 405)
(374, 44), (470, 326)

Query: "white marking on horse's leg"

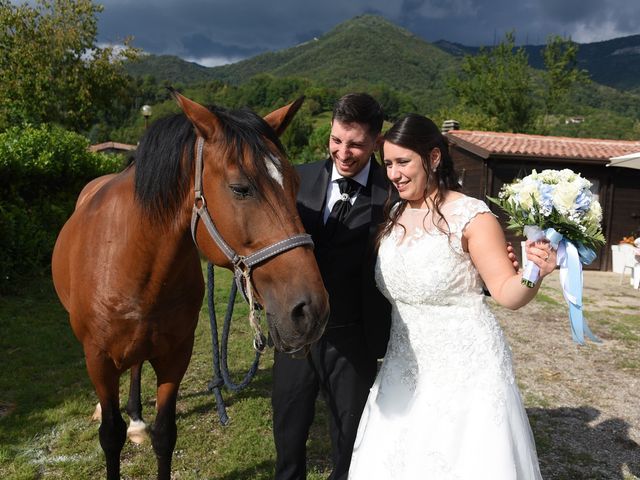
(266, 155), (284, 187)
(91, 402), (102, 421)
(127, 419), (149, 444)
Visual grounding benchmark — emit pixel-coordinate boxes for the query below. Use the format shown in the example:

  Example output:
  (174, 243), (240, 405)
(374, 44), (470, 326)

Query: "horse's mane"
(133, 106), (288, 225)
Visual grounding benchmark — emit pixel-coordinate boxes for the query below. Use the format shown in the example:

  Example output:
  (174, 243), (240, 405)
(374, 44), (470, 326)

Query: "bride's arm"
(463, 212), (557, 310)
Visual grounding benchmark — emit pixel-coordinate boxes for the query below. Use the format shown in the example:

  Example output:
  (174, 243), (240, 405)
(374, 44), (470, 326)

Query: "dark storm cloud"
(537, 0), (602, 22)
(396, 0), (640, 45)
(180, 33), (263, 59)
(97, 0), (329, 65)
(96, 0), (640, 65)
(532, 0), (640, 43)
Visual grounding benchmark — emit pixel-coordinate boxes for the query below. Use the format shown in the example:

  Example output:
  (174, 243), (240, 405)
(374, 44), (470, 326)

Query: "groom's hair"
(332, 93), (384, 137)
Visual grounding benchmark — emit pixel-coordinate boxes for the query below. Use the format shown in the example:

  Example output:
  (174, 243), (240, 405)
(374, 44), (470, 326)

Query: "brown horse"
(51, 91), (329, 480)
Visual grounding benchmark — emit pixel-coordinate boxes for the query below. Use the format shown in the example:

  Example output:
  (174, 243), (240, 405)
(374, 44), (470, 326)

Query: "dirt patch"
(491, 271), (640, 479)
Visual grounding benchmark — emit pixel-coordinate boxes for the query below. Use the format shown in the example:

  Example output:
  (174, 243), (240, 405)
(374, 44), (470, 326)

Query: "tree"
(450, 32), (535, 133)
(0, 0), (138, 131)
(434, 105), (500, 132)
(541, 35), (588, 114)
(280, 110), (314, 160)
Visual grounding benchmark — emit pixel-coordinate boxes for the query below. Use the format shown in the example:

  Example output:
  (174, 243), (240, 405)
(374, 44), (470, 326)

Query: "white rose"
(537, 169), (557, 183)
(518, 181), (540, 210)
(552, 181), (580, 214)
(559, 169), (577, 182)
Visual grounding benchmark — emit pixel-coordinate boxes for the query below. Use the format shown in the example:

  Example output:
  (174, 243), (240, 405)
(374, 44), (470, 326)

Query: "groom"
(271, 93), (391, 480)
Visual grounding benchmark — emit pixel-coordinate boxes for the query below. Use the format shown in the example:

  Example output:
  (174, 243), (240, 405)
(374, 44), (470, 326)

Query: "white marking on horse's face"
(266, 154), (284, 187)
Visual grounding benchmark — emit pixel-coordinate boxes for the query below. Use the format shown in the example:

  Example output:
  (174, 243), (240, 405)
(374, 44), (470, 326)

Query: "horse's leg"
(84, 347), (126, 480)
(125, 362), (149, 444)
(149, 335), (194, 480)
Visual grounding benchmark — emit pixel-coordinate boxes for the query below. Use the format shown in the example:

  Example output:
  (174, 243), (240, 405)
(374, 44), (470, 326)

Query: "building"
(88, 141), (137, 155)
(446, 130), (640, 271)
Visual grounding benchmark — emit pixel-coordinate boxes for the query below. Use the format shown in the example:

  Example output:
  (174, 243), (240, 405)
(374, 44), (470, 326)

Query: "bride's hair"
(376, 113), (461, 249)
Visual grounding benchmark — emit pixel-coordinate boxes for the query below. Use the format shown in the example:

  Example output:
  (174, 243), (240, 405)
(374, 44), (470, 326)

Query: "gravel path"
(491, 271), (640, 479)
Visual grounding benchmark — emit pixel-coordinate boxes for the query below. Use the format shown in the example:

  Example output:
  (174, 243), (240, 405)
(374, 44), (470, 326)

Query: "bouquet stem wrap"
(521, 226), (562, 287)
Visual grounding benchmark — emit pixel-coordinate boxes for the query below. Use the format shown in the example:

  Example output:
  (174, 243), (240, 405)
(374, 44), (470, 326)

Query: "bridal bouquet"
(489, 169), (605, 344)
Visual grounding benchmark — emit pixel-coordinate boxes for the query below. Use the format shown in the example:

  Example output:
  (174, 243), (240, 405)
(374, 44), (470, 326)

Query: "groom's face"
(329, 120), (380, 178)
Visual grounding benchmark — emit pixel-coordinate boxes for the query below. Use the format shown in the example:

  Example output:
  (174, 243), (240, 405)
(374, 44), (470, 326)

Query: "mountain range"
(124, 15), (640, 117)
(434, 35), (640, 92)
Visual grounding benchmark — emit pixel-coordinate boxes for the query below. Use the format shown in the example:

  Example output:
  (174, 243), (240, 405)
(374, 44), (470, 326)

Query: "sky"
(96, 0), (640, 67)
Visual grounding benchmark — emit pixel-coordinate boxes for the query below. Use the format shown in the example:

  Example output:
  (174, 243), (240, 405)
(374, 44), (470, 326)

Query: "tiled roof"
(89, 141), (137, 153)
(446, 130), (640, 161)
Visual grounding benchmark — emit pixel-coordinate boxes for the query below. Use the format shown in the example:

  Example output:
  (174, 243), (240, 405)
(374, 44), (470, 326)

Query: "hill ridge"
(124, 14), (640, 94)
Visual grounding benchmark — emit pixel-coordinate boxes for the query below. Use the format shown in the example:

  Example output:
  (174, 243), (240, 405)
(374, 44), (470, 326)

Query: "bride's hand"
(524, 240), (557, 279)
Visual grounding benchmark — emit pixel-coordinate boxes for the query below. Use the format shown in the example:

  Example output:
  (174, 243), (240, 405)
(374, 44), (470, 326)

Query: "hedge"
(0, 124), (123, 293)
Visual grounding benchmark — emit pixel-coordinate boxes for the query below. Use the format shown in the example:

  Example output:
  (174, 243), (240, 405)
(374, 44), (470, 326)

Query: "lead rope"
(207, 263), (262, 426)
(239, 267), (267, 353)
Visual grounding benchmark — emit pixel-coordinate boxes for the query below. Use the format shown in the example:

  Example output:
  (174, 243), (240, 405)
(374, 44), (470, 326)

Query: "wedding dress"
(349, 196), (542, 480)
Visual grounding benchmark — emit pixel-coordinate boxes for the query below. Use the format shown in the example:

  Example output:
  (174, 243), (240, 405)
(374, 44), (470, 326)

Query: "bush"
(0, 124), (122, 293)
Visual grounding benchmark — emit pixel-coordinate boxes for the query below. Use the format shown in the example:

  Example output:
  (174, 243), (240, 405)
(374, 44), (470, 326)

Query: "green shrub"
(0, 124), (122, 293)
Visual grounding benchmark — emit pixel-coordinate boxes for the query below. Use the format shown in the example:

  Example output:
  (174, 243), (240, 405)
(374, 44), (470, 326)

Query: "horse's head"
(172, 91), (329, 352)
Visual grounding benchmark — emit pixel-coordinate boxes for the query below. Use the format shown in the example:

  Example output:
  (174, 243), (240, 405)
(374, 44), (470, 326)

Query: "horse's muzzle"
(266, 295), (329, 353)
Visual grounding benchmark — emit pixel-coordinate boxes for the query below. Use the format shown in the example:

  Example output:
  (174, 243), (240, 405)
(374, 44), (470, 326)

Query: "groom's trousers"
(272, 324), (377, 480)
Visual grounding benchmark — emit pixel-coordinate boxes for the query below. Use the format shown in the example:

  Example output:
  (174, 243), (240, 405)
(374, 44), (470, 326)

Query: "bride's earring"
(430, 149), (441, 174)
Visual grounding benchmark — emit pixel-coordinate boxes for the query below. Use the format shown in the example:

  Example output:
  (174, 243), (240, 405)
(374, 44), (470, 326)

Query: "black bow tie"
(336, 177), (359, 200)
(325, 177), (359, 234)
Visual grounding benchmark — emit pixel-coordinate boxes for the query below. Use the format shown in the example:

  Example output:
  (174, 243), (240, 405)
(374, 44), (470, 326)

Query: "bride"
(348, 114), (556, 479)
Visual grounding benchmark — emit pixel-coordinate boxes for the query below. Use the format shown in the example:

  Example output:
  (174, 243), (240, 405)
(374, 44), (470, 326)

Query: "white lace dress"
(348, 196), (542, 480)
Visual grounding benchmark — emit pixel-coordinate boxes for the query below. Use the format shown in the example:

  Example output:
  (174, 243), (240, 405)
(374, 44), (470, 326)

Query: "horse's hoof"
(91, 402), (102, 421)
(127, 420), (149, 444)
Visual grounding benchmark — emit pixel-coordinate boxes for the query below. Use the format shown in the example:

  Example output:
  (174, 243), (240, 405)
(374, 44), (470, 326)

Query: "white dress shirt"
(322, 159), (371, 224)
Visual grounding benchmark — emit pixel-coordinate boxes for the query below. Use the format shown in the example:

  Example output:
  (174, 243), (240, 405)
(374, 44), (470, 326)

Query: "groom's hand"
(506, 242), (519, 272)
(484, 242), (519, 296)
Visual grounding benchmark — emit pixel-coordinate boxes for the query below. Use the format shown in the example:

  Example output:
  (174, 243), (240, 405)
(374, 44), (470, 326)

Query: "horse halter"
(190, 137), (314, 351)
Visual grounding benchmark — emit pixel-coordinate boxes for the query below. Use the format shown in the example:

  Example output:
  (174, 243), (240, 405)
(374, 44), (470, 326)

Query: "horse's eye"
(229, 184), (251, 198)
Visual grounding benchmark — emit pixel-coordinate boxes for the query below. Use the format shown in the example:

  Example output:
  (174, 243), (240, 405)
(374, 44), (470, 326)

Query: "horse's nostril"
(291, 301), (309, 323)
(291, 297), (329, 337)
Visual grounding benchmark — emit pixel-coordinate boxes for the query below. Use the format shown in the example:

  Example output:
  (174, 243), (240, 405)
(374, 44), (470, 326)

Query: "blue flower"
(538, 183), (554, 211)
(574, 188), (592, 213)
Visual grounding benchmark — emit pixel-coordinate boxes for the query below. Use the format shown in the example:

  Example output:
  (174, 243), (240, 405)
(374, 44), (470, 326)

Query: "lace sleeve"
(446, 196), (494, 254)
(461, 197), (493, 233)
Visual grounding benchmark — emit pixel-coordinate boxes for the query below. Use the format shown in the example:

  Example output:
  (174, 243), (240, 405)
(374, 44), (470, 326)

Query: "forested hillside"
(435, 34), (640, 92)
(116, 14), (640, 144)
(126, 15), (459, 113)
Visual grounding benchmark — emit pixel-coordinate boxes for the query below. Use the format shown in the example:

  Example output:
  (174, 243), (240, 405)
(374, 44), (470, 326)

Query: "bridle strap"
(191, 137), (237, 261)
(242, 234), (316, 268)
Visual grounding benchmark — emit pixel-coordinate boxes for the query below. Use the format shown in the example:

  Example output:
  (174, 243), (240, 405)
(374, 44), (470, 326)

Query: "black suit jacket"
(295, 158), (392, 359)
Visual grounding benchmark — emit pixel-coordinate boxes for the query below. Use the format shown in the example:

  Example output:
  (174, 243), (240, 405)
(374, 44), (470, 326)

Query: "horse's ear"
(263, 96), (305, 137)
(169, 87), (220, 140)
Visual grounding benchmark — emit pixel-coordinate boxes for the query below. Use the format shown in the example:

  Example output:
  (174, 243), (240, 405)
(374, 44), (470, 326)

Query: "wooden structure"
(446, 130), (640, 271)
(88, 141), (137, 155)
